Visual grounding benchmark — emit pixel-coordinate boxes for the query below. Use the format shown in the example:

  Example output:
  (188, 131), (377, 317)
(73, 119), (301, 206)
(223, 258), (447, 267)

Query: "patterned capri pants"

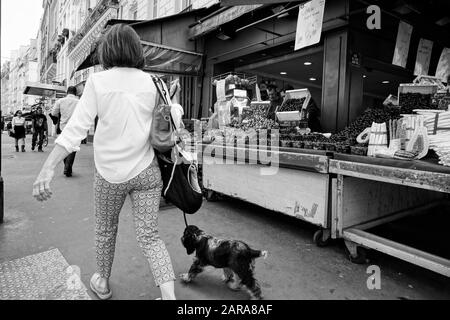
(94, 159), (176, 287)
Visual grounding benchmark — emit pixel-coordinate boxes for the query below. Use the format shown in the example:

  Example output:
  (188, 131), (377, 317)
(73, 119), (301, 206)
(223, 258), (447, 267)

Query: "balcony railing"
(68, 0), (119, 54)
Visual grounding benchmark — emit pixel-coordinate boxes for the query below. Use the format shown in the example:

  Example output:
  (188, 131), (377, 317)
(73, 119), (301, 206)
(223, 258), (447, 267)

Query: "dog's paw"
(227, 281), (242, 291)
(261, 251), (268, 259)
(179, 273), (192, 283)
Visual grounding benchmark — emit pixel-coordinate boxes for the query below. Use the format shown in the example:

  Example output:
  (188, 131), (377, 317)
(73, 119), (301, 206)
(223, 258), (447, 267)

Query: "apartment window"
(153, 0), (158, 18)
(182, 0), (191, 12)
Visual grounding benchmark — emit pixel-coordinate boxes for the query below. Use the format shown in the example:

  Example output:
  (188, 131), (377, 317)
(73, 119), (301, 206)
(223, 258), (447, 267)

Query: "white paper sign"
(435, 47), (450, 82)
(294, 0), (326, 51)
(393, 21), (413, 68)
(414, 38), (433, 76)
(216, 79), (226, 102)
(255, 83), (262, 102)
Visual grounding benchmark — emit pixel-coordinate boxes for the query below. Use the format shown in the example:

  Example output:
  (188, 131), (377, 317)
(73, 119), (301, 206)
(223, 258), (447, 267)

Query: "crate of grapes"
(398, 84), (438, 113)
(276, 89), (311, 122)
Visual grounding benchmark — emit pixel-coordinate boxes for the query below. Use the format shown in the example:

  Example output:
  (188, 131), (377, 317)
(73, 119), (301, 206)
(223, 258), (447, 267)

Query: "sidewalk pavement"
(1, 132), (450, 300)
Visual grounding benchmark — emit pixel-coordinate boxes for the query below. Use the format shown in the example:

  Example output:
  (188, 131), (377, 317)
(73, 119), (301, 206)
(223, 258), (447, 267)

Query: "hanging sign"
(414, 39), (433, 76)
(294, 0), (326, 51)
(435, 47), (450, 82)
(392, 21), (413, 68)
(216, 79), (226, 102)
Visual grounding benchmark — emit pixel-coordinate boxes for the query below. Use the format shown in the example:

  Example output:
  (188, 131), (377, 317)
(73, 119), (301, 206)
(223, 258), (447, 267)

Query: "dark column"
(321, 29), (364, 133)
(321, 29), (350, 133)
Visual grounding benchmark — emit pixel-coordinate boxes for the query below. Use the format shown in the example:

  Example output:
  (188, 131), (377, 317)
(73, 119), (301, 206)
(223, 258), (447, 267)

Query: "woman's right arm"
(33, 144), (70, 201)
(54, 76), (98, 153)
(33, 76), (98, 202)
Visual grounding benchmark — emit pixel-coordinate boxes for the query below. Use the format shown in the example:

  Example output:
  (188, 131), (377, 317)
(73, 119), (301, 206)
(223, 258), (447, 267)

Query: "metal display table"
(201, 143), (333, 245)
(329, 155), (450, 276)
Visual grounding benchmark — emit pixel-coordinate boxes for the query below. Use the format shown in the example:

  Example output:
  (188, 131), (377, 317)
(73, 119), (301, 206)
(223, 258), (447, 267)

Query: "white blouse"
(12, 117), (26, 126)
(55, 67), (158, 183)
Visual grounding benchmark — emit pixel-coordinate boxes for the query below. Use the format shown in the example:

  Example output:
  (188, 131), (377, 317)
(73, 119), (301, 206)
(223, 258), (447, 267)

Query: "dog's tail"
(251, 249), (268, 259)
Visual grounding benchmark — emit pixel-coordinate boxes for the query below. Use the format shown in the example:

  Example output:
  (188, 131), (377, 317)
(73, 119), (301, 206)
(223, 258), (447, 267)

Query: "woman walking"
(32, 24), (176, 300)
(12, 110), (26, 152)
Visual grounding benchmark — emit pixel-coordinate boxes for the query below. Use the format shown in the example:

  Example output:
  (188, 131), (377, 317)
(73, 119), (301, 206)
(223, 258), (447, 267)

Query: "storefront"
(23, 81), (68, 136)
(191, 1), (450, 276)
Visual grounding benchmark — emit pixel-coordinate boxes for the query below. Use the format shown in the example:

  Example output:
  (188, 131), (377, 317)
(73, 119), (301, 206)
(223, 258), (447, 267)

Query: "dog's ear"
(182, 235), (196, 255)
(181, 229), (197, 255)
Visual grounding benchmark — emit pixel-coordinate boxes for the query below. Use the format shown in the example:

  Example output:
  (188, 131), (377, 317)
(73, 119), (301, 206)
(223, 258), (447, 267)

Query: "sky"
(1, 0), (44, 65)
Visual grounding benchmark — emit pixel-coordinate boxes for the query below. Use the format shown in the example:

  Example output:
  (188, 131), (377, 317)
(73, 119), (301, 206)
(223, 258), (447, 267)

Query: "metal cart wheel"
(313, 229), (331, 247)
(344, 241), (368, 264)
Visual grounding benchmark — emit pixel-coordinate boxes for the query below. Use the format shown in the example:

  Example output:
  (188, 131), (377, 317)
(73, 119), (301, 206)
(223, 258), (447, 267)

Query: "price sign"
(393, 21), (413, 68)
(294, 0), (326, 51)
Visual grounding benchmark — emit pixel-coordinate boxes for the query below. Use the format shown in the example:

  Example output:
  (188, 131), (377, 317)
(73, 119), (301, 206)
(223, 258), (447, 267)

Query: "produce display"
(330, 106), (401, 145)
(203, 78), (449, 165)
(230, 102), (278, 130)
(431, 93), (450, 110)
(277, 98), (306, 112)
(421, 110), (450, 135)
(212, 74), (252, 88)
(393, 150), (420, 161)
(367, 123), (388, 157)
(399, 93), (433, 114)
(429, 132), (450, 166)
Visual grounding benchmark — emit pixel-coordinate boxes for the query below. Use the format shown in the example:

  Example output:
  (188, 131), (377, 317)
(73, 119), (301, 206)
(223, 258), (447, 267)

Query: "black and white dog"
(180, 225), (268, 300)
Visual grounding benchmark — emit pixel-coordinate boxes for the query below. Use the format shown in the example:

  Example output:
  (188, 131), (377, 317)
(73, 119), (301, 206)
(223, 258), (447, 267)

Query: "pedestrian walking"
(11, 110), (26, 152)
(51, 86), (79, 177)
(31, 106), (48, 152)
(33, 24), (177, 300)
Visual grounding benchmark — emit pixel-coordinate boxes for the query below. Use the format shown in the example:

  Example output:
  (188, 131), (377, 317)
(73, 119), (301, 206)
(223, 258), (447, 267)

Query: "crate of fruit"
(276, 89), (311, 122)
(398, 84), (439, 114)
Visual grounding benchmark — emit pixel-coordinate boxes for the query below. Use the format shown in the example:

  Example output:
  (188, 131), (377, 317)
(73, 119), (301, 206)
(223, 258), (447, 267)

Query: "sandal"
(90, 273), (113, 300)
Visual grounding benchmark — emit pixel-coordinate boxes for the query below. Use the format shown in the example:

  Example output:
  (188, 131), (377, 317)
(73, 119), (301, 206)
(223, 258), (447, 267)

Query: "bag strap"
(151, 75), (179, 130)
(151, 75), (172, 106)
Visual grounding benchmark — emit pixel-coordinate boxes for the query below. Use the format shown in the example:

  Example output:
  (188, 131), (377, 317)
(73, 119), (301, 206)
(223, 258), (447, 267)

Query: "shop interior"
(212, 38), (418, 132)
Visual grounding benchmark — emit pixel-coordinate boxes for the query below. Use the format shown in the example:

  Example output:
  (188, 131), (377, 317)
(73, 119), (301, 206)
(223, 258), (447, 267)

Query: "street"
(1, 132), (450, 300)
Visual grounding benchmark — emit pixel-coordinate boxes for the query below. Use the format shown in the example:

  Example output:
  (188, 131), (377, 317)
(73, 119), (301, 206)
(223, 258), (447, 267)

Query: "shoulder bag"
(150, 75), (203, 216)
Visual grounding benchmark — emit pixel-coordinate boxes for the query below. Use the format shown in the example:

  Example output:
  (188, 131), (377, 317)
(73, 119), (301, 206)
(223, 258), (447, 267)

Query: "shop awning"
(75, 40), (203, 76)
(141, 41), (203, 76)
(23, 82), (67, 97)
(188, 4), (264, 39)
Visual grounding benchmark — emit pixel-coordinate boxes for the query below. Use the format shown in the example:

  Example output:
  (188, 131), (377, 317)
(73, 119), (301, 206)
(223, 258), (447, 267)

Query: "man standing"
(31, 106), (48, 152)
(51, 86), (79, 177)
(267, 85), (283, 121)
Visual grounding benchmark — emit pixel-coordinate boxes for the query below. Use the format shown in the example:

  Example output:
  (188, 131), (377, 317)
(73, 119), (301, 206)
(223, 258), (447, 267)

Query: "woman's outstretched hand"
(33, 167), (54, 201)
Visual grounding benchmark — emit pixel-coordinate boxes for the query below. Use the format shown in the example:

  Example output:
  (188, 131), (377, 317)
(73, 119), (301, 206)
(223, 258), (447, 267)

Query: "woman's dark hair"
(97, 24), (145, 70)
(14, 110), (22, 117)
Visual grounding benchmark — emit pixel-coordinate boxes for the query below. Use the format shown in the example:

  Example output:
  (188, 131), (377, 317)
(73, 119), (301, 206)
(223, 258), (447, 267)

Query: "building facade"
(1, 62), (11, 115)
(37, 0), (218, 89)
(1, 40), (39, 115)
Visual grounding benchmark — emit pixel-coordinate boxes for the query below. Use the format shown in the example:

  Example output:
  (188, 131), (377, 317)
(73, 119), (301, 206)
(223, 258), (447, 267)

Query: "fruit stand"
(195, 72), (450, 274)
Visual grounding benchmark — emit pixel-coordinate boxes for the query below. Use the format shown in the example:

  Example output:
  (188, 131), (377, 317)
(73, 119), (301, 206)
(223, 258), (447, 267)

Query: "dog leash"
(183, 212), (189, 228)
